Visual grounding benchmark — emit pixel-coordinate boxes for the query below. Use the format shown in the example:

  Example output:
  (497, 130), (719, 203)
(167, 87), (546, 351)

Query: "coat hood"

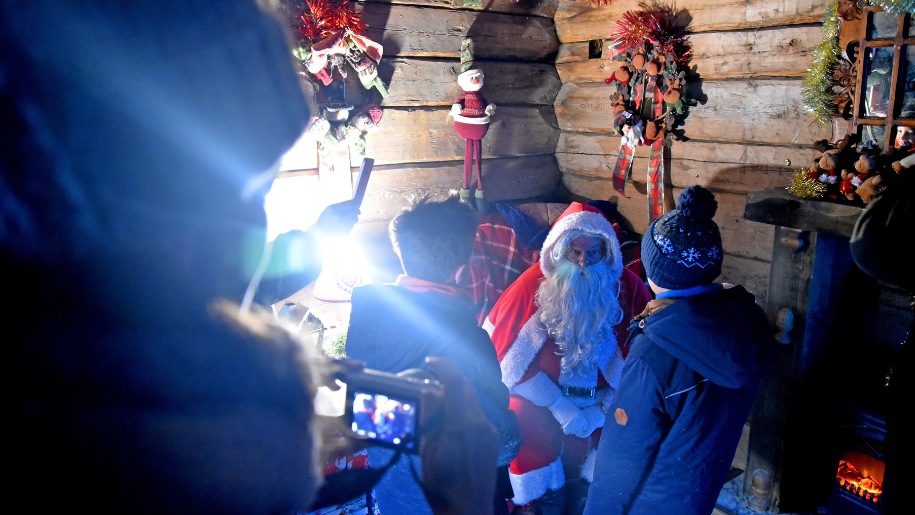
(639, 285), (773, 388)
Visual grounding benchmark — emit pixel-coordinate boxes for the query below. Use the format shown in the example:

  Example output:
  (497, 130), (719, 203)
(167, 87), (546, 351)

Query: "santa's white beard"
(537, 259), (622, 376)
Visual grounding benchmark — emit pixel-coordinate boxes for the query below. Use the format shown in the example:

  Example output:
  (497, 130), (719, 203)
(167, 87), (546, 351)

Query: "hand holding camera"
(319, 356), (499, 515)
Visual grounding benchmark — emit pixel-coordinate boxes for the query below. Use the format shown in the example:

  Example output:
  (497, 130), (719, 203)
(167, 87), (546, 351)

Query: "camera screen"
(350, 390), (419, 451)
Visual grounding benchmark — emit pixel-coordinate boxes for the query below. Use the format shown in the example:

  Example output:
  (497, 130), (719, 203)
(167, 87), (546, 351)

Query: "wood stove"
(742, 189), (911, 514)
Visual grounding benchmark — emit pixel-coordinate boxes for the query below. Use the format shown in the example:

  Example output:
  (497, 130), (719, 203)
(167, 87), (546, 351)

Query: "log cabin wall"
(552, 0), (838, 309)
(281, 0), (842, 303)
(278, 0), (566, 279)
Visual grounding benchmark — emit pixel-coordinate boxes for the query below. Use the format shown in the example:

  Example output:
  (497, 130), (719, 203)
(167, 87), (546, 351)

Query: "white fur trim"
(511, 371), (563, 407)
(599, 347), (626, 390)
(509, 457), (566, 506)
(580, 448), (599, 482)
(482, 317), (495, 336)
(452, 113), (490, 124)
(499, 309), (548, 389)
(539, 210), (623, 280)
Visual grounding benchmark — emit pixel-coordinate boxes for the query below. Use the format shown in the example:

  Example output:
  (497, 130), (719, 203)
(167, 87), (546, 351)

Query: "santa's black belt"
(561, 386), (596, 399)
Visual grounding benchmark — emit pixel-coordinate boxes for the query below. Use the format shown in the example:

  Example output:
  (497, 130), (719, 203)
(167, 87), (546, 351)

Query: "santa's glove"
(569, 405), (605, 438)
(485, 104), (496, 116)
(449, 104), (461, 118)
(548, 397), (587, 436)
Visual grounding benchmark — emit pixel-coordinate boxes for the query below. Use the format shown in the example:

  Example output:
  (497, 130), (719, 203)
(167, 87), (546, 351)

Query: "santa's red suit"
(482, 202), (652, 506)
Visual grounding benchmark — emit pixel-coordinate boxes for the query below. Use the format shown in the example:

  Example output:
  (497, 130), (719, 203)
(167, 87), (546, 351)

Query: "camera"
(341, 365), (443, 453)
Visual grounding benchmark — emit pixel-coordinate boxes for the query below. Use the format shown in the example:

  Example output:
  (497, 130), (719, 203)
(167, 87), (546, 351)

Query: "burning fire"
(835, 452), (883, 503)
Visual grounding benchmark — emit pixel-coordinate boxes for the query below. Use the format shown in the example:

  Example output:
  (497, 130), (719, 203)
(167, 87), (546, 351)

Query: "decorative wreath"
(604, 4), (693, 222)
(282, 0), (387, 170)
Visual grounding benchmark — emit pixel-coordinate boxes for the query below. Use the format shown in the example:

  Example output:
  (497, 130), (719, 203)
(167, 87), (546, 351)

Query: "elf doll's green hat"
(459, 38), (475, 73)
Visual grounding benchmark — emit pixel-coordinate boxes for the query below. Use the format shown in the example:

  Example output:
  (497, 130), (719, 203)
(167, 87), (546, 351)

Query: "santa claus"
(483, 202), (652, 513)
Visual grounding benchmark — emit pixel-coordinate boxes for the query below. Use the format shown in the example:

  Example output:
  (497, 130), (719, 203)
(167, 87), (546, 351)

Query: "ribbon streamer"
(612, 73), (667, 222)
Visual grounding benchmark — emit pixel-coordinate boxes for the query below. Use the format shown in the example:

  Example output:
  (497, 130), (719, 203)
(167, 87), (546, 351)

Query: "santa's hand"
(450, 104), (461, 117)
(570, 405), (605, 438)
(485, 104), (495, 116)
(548, 397), (586, 436)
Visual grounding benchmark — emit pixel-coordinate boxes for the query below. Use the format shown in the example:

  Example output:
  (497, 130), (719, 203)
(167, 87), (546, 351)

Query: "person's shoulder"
(623, 335), (679, 383)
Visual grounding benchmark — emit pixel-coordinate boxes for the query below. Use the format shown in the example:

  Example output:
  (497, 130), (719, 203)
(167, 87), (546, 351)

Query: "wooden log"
(715, 189), (776, 263)
(360, 4), (558, 60)
(556, 135), (815, 193)
(558, 134), (815, 171)
(687, 26), (821, 79)
(555, 41), (591, 64)
(560, 173), (652, 231)
(561, 177), (774, 260)
(720, 253), (772, 307)
(554, 80), (833, 144)
(554, 0), (826, 43)
(360, 0), (559, 19)
(364, 106), (560, 165)
(359, 155), (561, 220)
(555, 25), (822, 82)
(381, 58), (561, 106)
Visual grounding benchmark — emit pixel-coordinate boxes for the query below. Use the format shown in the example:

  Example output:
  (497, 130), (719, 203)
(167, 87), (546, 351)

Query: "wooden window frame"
(849, 7), (914, 151)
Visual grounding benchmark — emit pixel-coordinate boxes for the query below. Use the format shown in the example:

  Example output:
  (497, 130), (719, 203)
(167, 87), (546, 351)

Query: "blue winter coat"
(345, 283), (521, 515)
(584, 284), (775, 515)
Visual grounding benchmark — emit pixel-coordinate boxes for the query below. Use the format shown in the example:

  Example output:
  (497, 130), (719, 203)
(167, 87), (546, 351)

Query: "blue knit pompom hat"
(641, 185), (723, 290)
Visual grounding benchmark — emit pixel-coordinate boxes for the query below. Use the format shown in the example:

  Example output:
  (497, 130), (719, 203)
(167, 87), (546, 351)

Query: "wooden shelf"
(743, 188), (864, 238)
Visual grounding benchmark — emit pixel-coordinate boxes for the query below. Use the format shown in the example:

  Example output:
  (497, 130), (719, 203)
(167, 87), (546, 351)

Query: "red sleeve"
(486, 263), (544, 361)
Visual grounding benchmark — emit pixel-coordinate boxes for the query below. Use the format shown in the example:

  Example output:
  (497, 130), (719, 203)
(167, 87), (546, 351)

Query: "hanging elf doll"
(605, 6), (693, 224)
(448, 38), (495, 213)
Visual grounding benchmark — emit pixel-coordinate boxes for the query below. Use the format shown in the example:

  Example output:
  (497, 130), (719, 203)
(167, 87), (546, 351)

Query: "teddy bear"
(840, 152), (877, 201)
(809, 134), (861, 200)
(810, 140), (842, 196)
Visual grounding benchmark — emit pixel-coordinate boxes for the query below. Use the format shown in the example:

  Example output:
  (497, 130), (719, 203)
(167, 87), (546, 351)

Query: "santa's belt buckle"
(561, 386), (596, 399)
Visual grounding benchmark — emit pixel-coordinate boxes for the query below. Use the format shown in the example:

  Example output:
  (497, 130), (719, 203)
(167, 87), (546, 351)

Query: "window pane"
(869, 11), (897, 39)
(903, 46), (915, 119)
(864, 47), (893, 117)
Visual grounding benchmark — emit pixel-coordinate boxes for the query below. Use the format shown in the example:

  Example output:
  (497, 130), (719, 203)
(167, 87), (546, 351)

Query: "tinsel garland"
(788, 168), (827, 199)
(611, 10), (692, 66)
(802, 0), (915, 125)
(801, 1), (840, 126)
(289, 0), (365, 44)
